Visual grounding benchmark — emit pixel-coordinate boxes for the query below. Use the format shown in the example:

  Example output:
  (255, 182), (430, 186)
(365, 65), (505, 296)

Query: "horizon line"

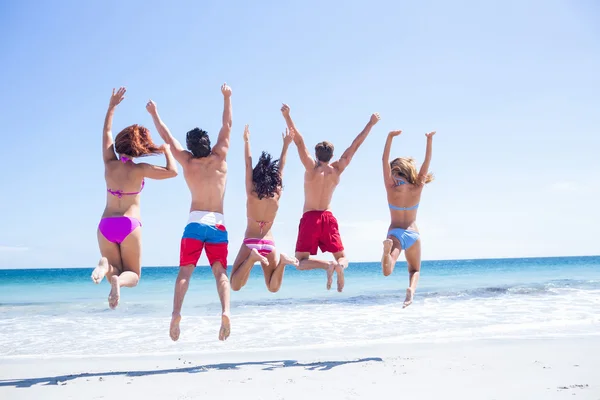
(1, 254), (598, 271)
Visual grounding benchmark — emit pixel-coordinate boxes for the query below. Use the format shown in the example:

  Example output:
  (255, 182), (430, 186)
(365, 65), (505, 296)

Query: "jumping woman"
(381, 129), (436, 308)
(91, 87), (178, 309)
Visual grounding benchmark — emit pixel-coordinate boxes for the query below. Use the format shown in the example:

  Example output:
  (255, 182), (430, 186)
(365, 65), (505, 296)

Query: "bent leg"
(295, 251), (336, 290)
(230, 244), (266, 291)
(212, 262), (231, 341)
(403, 239), (422, 308)
(119, 227), (142, 288)
(93, 229), (123, 284)
(382, 236), (402, 276)
(170, 266), (194, 341)
(263, 250), (298, 293)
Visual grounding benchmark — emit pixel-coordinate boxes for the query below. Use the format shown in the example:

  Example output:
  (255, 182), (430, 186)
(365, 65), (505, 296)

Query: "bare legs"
(381, 238), (401, 277)
(230, 245), (267, 291)
(93, 228), (141, 309)
(170, 266), (193, 341)
(231, 244), (298, 293)
(295, 251), (347, 292)
(264, 252), (298, 292)
(403, 240), (422, 308)
(381, 236), (422, 308)
(212, 263), (231, 341)
(170, 262), (232, 342)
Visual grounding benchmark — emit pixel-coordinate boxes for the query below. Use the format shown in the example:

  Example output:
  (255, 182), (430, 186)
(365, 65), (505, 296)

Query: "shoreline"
(2, 333), (599, 361)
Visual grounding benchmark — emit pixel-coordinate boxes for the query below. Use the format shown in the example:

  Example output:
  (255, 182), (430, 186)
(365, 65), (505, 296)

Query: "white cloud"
(0, 246), (29, 252)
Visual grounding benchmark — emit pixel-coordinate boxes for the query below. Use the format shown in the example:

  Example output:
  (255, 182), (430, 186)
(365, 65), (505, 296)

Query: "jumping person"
(381, 129), (435, 308)
(91, 87), (178, 309)
(281, 103), (380, 292)
(230, 124), (299, 293)
(146, 83), (233, 342)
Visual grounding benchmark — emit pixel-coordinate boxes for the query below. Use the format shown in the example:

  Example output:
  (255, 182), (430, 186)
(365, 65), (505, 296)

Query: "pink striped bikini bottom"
(243, 238), (275, 256)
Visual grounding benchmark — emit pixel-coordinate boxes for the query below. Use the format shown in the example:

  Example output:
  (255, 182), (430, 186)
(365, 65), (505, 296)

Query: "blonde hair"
(390, 157), (434, 185)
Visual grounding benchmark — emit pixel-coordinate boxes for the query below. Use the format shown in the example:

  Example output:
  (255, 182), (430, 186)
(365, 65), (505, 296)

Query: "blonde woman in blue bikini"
(381, 129), (436, 308)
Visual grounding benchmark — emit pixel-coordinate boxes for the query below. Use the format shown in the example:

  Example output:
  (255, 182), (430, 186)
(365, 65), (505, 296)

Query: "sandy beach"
(1, 336), (597, 399)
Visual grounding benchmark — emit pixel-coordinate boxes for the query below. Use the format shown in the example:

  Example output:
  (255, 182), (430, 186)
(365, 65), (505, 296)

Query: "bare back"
(102, 160), (144, 219)
(246, 191), (281, 238)
(303, 163), (341, 212)
(182, 153), (227, 213)
(386, 182), (424, 231)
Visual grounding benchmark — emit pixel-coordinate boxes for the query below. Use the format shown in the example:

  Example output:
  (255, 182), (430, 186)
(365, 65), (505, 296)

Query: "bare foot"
(280, 253), (299, 268)
(326, 262), (335, 290)
(335, 260), (348, 292)
(219, 313), (231, 341)
(170, 314), (181, 341)
(382, 239), (393, 258)
(403, 288), (414, 308)
(91, 257), (109, 284)
(250, 248), (268, 267)
(108, 275), (120, 309)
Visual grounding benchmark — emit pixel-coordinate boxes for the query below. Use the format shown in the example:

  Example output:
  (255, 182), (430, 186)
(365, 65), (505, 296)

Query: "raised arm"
(212, 83), (232, 160)
(102, 87), (126, 163)
(138, 144), (178, 180)
(278, 127), (295, 179)
(281, 104), (315, 170)
(418, 131), (436, 184)
(243, 124), (253, 194)
(383, 130), (402, 186)
(336, 113), (380, 173)
(146, 100), (190, 164)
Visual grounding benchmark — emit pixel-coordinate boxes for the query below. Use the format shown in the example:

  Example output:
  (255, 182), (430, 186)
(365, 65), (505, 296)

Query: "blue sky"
(0, 0), (599, 269)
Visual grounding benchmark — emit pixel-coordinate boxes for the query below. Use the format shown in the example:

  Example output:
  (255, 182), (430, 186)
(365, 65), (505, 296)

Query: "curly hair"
(186, 128), (211, 158)
(252, 151), (282, 199)
(390, 157), (434, 185)
(114, 124), (161, 157)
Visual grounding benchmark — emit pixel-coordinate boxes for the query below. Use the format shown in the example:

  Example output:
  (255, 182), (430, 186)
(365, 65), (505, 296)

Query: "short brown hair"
(315, 141), (334, 162)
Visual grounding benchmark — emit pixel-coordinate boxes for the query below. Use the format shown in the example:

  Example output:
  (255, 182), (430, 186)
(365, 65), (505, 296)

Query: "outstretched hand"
(370, 112), (381, 125)
(281, 103), (290, 116)
(282, 127), (294, 146)
(425, 131), (436, 139)
(221, 83), (232, 98)
(159, 143), (171, 153)
(146, 100), (157, 115)
(243, 124), (250, 142)
(109, 87), (126, 108)
(389, 130), (402, 137)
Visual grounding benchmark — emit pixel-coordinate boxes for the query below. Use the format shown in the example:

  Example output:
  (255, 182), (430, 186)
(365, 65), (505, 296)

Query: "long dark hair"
(252, 151), (282, 199)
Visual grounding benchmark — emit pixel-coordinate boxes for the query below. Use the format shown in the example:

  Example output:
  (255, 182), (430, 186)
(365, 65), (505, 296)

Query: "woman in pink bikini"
(91, 87), (178, 309)
(230, 125), (299, 293)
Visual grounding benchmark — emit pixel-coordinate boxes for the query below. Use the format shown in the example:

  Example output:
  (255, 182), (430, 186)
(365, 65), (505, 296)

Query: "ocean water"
(1, 256), (599, 359)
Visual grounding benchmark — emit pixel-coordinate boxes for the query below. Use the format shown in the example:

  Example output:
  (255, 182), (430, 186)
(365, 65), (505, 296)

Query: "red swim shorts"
(295, 210), (344, 255)
(180, 222), (228, 268)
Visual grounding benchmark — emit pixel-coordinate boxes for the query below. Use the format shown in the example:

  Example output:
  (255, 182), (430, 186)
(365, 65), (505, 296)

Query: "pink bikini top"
(107, 156), (145, 199)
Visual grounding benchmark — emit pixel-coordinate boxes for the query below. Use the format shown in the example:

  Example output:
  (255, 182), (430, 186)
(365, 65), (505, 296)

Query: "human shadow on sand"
(0, 357), (383, 388)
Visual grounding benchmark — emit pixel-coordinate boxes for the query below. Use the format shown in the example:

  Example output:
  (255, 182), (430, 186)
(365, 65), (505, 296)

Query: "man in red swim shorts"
(281, 104), (380, 292)
(148, 83), (233, 342)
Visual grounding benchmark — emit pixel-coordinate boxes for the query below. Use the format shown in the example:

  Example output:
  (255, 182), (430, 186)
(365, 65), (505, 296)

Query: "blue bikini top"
(389, 177), (419, 211)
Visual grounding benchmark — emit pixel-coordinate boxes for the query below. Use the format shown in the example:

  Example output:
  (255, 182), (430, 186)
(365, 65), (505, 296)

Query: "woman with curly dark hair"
(230, 125), (299, 292)
(91, 87), (178, 309)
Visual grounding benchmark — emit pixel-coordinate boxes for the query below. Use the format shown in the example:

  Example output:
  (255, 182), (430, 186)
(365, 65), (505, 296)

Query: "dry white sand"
(1, 336), (598, 399)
